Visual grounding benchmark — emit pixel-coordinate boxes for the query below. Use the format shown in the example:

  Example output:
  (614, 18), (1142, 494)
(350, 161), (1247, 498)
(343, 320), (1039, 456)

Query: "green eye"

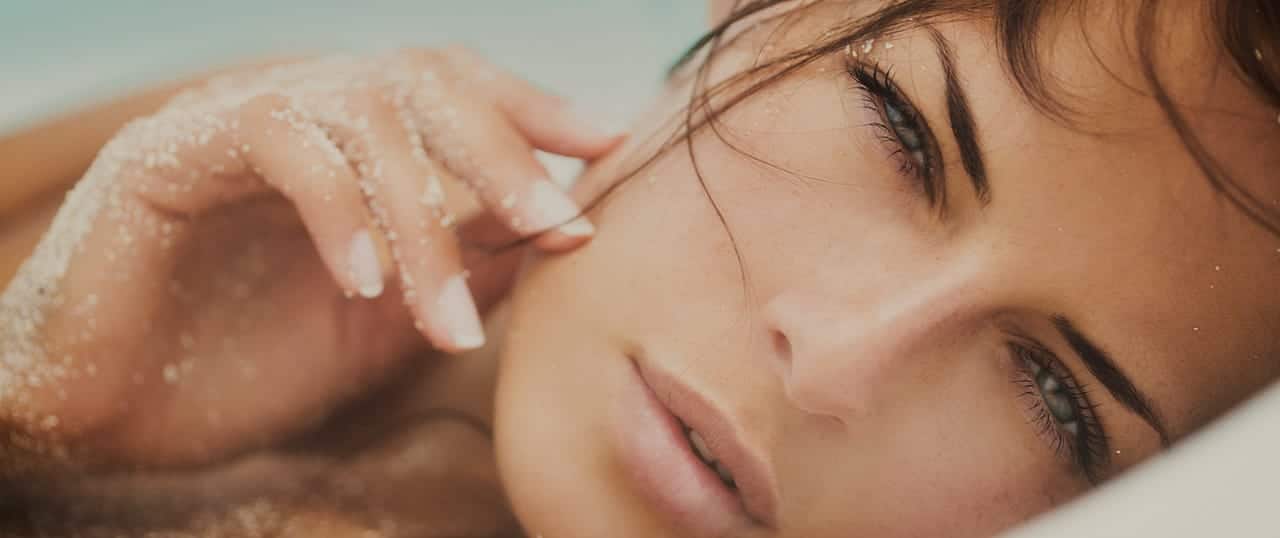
(1026, 359), (1079, 429)
(1035, 367), (1080, 434)
(883, 100), (925, 162)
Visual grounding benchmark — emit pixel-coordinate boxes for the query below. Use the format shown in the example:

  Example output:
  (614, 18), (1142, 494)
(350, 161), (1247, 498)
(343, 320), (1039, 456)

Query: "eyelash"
(1008, 338), (1110, 482)
(847, 61), (942, 206)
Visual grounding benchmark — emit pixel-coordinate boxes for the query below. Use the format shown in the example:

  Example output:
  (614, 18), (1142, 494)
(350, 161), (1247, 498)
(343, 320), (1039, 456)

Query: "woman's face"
(495, 3), (1279, 537)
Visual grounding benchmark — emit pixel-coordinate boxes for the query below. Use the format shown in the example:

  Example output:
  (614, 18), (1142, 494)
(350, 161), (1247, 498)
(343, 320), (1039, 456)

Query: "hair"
(559, 0), (1279, 251)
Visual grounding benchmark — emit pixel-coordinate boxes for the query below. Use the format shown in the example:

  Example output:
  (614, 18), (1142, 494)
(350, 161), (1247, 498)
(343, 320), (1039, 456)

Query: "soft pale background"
(0, 0), (704, 135)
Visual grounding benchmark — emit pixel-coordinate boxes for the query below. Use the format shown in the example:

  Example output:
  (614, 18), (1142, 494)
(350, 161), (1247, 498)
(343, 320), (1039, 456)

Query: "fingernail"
(349, 230), (384, 299)
(556, 216), (595, 238)
(527, 180), (589, 231)
(435, 273), (486, 350)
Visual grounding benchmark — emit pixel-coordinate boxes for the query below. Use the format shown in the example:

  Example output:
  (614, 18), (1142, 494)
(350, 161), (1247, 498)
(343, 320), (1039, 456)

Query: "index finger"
(440, 47), (626, 159)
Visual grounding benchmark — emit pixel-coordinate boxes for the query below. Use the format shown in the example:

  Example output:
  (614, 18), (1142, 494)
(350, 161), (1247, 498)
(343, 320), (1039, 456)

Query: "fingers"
(442, 47), (625, 159)
(346, 95), (486, 353)
(236, 95), (388, 300)
(405, 80), (597, 252)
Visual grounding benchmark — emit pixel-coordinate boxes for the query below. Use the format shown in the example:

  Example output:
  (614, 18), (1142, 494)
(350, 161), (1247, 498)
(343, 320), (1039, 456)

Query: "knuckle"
(348, 87), (393, 120)
(441, 43), (479, 61)
(395, 47), (445, 68)
(238, 93), (290, 125)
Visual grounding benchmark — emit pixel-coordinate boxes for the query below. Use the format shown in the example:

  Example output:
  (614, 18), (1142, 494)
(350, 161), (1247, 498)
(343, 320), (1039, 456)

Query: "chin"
(492, 340), (668, 537)
(489, 265), (653, 537)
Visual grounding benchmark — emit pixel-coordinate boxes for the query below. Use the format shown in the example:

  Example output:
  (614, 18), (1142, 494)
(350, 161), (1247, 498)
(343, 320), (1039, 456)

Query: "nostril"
(770, 329), (792, 364)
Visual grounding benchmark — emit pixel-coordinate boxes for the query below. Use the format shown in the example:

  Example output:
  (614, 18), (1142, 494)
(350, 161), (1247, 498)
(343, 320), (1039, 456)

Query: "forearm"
(0, 81), (194, 287)
(0, 56), (304, 284)
(0, 82), (193, 216)
(0, 59), (280, 480)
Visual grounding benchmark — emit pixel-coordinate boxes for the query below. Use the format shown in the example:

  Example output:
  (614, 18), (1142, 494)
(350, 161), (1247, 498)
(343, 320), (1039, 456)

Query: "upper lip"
(635, 358), (779, 528)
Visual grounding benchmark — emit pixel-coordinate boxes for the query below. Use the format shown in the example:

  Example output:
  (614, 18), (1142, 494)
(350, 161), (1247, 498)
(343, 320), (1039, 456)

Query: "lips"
(612, 355), (778, 536)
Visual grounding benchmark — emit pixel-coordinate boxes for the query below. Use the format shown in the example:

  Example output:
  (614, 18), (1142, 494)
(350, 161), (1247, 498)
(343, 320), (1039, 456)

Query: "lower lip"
(611, 359), (748, 538)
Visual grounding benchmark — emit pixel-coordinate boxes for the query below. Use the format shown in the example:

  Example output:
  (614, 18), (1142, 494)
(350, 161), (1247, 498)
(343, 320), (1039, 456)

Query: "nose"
(763, 275), (979, 420)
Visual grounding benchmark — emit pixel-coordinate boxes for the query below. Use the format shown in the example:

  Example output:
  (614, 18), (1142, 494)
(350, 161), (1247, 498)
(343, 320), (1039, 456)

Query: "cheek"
(784, 357), (1083, 537)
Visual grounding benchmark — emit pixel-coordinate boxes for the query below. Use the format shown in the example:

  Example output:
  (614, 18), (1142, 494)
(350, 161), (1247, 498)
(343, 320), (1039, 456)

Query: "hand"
(0, 48), (620, 470)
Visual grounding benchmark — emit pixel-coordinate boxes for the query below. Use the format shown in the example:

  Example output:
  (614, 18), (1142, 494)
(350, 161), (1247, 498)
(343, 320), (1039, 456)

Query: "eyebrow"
(1052, 315), (1172, 447)
(927, 29), (991, 206)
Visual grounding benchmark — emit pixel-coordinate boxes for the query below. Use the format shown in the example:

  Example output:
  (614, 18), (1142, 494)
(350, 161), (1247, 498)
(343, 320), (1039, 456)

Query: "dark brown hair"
(585, 0), (1280, 242)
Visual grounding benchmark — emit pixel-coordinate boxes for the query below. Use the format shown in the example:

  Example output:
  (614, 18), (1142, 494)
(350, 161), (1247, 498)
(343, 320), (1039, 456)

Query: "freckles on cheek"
(885, 456), (1069, 536)
(866, 406), (1081, 537)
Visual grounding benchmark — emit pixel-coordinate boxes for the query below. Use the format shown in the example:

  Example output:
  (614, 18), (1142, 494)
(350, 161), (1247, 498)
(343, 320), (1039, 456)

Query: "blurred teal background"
(0, 1), (705, 135)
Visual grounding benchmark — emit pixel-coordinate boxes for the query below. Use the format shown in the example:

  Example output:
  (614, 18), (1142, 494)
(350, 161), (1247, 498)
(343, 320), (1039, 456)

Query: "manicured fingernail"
(349, 230), (384, 299)
(556, 216), (595, 238)
(527, 180), (588, 231)
(435, 273), (485, 350)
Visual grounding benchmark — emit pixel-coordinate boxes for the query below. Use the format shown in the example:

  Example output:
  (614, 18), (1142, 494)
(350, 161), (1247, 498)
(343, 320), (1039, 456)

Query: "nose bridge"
(765, 265), (982, 419)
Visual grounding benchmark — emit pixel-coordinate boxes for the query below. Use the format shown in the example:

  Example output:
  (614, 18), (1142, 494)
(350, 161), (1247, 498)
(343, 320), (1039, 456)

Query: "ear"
(708, 0), (739, 27)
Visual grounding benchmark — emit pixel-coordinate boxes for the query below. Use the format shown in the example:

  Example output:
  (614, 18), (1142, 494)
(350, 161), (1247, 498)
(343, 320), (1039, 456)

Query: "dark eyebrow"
(1052, 315), (1172, 447)
(927, 29), (991, 205)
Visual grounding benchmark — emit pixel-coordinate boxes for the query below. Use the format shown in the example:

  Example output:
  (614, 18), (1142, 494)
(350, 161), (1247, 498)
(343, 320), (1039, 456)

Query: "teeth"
(689, 430), (715, 463)
(687, 429), (736, 487)
(713, 461), (736, 487)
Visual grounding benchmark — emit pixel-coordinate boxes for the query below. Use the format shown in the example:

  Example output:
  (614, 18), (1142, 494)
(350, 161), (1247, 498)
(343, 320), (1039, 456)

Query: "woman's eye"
(1026, 358), (1081, 436)
(882, 100), (927, 167)
(847, 62), (940, 204)
(1010, 341), (1108, 481)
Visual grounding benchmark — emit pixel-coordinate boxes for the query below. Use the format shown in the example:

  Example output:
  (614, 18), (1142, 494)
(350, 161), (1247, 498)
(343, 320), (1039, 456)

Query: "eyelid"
(843, 57), (948, 212)
(1006, 331), (1111, 482)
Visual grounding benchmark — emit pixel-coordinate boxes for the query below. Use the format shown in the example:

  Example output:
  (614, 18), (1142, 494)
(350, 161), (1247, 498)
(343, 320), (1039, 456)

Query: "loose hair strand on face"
(659, 0), (1280, 239)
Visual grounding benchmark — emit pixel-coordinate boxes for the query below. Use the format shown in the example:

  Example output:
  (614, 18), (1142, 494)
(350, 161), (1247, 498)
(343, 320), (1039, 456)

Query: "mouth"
(612, 355), (778, 537)
(681, 421), (738, 490)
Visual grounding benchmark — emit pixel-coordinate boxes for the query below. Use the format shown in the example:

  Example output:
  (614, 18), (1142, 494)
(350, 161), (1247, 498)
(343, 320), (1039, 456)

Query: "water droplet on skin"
(163, 364), (180, 384)
(421, 178), (446, 207)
